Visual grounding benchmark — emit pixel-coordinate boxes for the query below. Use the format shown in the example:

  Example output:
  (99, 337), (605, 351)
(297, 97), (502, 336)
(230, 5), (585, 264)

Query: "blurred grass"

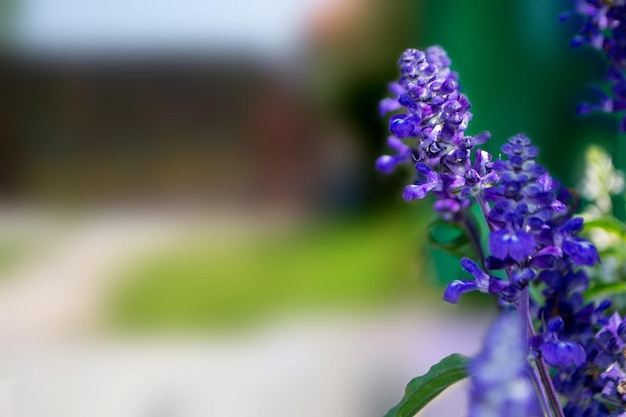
(106, 207), (436, 332)
(0, 238), (28, 277)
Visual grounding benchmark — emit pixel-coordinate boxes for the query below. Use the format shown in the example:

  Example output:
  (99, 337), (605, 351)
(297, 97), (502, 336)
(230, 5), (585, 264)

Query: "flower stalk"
(377, 45), (608, 416)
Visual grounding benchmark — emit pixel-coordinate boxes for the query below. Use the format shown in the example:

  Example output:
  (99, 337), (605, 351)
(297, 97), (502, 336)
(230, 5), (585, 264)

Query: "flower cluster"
(379, 47), (601, 307)
(379, 46), (611, 417)
(550, 310), (626, 416)
(443, 136), (600, 309)
(562, 1), (626, 130)
(376, 46), (496, 220)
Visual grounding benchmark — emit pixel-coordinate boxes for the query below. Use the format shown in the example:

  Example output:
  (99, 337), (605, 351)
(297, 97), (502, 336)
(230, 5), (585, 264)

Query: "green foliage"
(577, 145), (626, 305)
(582, 216), (626, 303)
(585, 281), (626, 302)
(0, 238), (30, 278)
(106, 211), (433, 331)
(427, 210), (486, 263)
(427, 220), (476, 260)
(384, 353), (470, 417)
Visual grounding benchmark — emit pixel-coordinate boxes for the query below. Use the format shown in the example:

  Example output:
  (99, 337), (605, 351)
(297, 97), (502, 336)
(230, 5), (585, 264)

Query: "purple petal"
(560, 217), (584, 235)
(472, 131), (491, 145)
(489, 230), (536, 261)
(507, 231), (537, 261)
(386, 136), (410, 153)
(379, 98), (401, 116)
(534, 246), (563, 258)
(547, 317), (564, 333)
(489, 230), (510, 260)
(510, 268), (535, 285)
(461, 258), (486, 279)
(562, 238), (600, 266)
(433, 199), (461, 213)
(537, 173), (553, 192)
(388, 82), (403, 95)
(541, 341), (586, 367)
(375, 155), (398, 174)
(389, 114), (414, 138)
(403, 184), (433, 201)
(441, 174), (465, 191)
(414, 162), (434, 177)
(443, 280), (477, 304)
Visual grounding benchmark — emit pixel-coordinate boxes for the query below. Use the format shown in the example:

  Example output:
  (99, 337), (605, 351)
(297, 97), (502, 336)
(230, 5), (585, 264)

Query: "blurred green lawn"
(0, 238), (29, 277)
(106, 208), (436, 332)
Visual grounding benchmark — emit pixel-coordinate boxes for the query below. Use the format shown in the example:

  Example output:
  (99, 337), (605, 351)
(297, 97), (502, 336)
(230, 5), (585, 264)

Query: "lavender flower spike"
(563, 1), (626, 131)
(469, 311), (540, 417)
(377, 46), (497, 218)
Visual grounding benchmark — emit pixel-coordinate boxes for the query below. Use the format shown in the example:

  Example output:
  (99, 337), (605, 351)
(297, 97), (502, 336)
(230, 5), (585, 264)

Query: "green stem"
(525, 305), (565, 417)
(462, 211), (486, 269)
(617, 131), (626, 222)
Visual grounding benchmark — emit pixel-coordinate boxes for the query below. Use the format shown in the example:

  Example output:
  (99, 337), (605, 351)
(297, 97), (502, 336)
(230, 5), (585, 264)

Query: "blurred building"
(2, 0), (396, 217)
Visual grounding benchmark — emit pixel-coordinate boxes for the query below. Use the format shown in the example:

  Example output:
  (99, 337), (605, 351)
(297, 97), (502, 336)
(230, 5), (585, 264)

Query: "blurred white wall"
(13, 0), (318, 59)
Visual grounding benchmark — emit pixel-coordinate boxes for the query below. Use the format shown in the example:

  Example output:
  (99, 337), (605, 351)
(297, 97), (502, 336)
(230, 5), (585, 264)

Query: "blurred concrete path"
(0, 209), (197, 341)
(0, 208), (492, 417)
(0, 310), (490, 417)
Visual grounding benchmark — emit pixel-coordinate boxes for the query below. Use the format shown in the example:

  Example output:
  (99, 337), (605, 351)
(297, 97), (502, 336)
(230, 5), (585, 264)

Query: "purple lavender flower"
(488, 229), (536, 262)
(563, 1), (626, 131)
(442, 133), (599, 309)
(443, 258), (510, 304)
(468, 311), (540, 417)
(556, 312), (626, 416)
(377, 47), (495, 217)
(535, 317), (586, 368)
(539, 264), (616, 416)
(378, 46), (610, 417)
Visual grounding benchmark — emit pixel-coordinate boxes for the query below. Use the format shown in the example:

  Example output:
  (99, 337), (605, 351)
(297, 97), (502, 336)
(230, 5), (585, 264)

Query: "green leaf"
(584, 217), (626, 236)
(384, 353), (470, 417)
(427, 220), (477, 260)
(586, 281), (626, 301)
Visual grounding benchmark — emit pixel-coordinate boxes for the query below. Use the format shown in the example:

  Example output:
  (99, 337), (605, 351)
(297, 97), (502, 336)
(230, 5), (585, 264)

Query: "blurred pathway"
(0, 310), (490, 417)
(0, 209), (206, 341)
(0, 208), (492, 417)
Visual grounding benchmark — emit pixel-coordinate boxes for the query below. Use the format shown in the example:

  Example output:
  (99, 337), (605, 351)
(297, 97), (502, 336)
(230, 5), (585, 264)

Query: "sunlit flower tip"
(551, 200), (566, 212)
(378, 46), (481, 204)
(537, 172), (553, 191)
(489, 229), (536, 262)
(562, 238), (600, 266)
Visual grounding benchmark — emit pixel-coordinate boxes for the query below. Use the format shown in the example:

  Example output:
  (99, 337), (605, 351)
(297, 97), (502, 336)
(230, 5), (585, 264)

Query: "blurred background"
(0, 0), (620, 416)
